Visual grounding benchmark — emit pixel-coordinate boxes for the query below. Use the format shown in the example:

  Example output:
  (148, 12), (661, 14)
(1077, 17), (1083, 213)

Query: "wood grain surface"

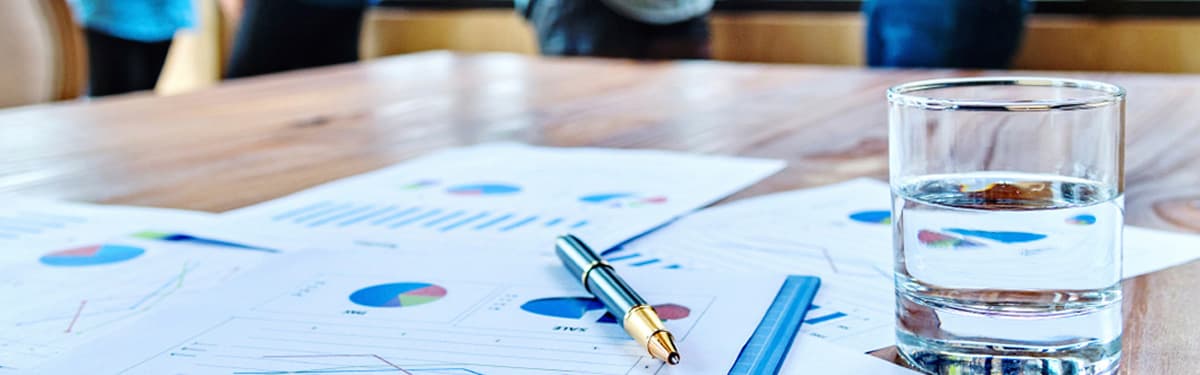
(1, 52), (1197, 373)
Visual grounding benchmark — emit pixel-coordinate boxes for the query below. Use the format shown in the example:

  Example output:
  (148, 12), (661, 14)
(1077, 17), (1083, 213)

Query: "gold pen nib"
(648, 331), (681, 365)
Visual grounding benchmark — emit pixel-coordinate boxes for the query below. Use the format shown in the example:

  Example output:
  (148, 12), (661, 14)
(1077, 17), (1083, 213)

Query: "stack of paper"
(0, 201), (279, 369)
(16, 145), (1195, 374)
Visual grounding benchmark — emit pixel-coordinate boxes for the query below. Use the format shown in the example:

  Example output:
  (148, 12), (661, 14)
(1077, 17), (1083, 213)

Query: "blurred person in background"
(70, 0), (194, 96)
(222, 0), (372, 79)
(865, 0), (1032, 69)
(517, 0), (714, 59)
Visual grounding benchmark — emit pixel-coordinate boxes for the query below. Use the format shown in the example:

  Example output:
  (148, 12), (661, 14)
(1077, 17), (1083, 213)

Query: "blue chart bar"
(500, 216), (538, 232)
(271, 201), (332, 221)
(665, 264), (682, 269)
(21, 212), (87, 224)
(9, 215), (69, 228)
(338, 205), (397, 227)
(441, 212), (489, 232)
(569, 220), (589, 229)
(631, 258), (661, 267)
(0, 224), (40, 234)
(474, 213), (513, 230)
(293, 203), (353, 224)
(544, 217), (564, 227)
(390, 209), (443, 228)
(0, 217), (55, 230)
(606, 253), (640, 262)
(424, 211), (466, 227)
(308, 205), (376, 227)
(804, 312), (847, 325)
(371, 207), (419, 226)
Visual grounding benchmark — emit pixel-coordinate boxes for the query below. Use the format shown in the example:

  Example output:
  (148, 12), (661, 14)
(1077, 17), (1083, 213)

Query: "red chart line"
(64, 300), (87, 333)
(262, 354), (412, 374)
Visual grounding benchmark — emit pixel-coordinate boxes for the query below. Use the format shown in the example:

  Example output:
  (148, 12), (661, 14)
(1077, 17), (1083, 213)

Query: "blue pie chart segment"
(520, 297), (606, 319)
(39, 244), (145, 267)
(349, 282), (448, 308)
(446, 184), (521, 196)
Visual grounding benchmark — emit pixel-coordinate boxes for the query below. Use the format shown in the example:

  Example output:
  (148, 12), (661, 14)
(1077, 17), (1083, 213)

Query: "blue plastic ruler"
(728, 275), (822, 375)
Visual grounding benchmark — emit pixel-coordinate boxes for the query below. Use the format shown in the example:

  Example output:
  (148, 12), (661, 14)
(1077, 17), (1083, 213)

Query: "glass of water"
(888, 77), (1125, 374)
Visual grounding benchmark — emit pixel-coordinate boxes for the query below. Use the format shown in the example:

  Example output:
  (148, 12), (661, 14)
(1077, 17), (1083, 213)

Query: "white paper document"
(0, 200), (280, 370)
(616, 178), (1200, 354)
(212, 144), (783, 254)
(37, 250), (784, 375)
(615, 179), (897, 352)
(779, 339), (919, 375)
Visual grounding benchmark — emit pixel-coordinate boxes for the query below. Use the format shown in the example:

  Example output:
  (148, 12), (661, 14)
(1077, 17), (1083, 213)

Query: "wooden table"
(2, 52), (1197, 373)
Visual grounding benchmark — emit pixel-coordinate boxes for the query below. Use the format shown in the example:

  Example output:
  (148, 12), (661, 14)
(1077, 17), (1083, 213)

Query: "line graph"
(15, 263), (196, 334)
(236, 354), (412, 375)
(63, 301), (86, 333)
(231, 354), (492, 375)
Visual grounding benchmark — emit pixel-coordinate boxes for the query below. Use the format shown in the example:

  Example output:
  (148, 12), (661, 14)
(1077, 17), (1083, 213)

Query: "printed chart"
(520, 297), (691, 324)
(38, 244), (146, 267)
(0, 210), (86, 243)
(0, 229), (274, 370)
(617, 179), (900, 352)
(212, 144), (784, 254)
(349, 282), (449, 308)
(38, 252), (782, 375)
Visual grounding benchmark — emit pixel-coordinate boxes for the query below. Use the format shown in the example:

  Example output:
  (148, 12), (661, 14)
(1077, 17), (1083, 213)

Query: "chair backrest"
(0, 0), (85, 109)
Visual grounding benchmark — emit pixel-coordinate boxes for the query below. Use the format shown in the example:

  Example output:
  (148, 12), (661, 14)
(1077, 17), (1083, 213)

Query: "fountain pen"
(554, 234), (681, 365)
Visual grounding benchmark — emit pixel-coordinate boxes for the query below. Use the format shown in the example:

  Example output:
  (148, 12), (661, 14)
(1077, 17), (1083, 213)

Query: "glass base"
(897, 332), (1121, 375)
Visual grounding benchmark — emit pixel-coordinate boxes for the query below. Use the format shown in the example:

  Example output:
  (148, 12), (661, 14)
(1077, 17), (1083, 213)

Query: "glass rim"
(887, 77), (1126, 112)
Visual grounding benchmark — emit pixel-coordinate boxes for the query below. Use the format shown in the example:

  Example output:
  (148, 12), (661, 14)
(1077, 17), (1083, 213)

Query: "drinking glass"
(888, 77), (1125, 374)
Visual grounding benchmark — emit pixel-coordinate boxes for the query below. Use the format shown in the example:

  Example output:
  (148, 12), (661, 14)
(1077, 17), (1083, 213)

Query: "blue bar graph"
(424, 211), (466, 227)
(271, 201), (332, 221)
(390, 209), (443, 228)
(0, 224), (40, 234)
(293, 204), (353, 224)
(21, 212), (87, 223)
(265, 201), (597, 238)
(0, 212), (88, 242)
(804, 312), (847, 325)
(631, 258), (662, 267)
(371, 207), (420, 226)
(474, 214), (513, 230)
(308, 205), (376, 227)
(499, 216), (538, 231)
(440, 212), (489, 232)
(0, 217), (55, 230)
(606, 253), (640, 262)
(6, 215), (67, 228)
(338, 205), (398, 227)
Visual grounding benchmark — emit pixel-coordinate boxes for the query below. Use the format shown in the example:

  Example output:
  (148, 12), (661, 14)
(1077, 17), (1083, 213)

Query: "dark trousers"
(225, 0), (365, 79)
(866, 0), (1031, 69)
(525, 0), (710, 59)
(84, 28), (172, 97)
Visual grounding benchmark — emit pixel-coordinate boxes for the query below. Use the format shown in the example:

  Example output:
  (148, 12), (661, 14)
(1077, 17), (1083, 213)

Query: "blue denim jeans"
(865, 0), (1032, 69)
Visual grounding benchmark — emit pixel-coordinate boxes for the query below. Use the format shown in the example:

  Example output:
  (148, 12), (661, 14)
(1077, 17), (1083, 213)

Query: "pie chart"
(446, 183), (521, 196)
(349, 282), (447, 308)
(520, 297), (690, 324)
(39, 244), (145, 267)
(579, 193), (668, 207)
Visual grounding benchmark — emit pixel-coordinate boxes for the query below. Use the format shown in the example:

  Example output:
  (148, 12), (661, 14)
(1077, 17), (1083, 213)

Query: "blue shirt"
(71, 0), (195, 43)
